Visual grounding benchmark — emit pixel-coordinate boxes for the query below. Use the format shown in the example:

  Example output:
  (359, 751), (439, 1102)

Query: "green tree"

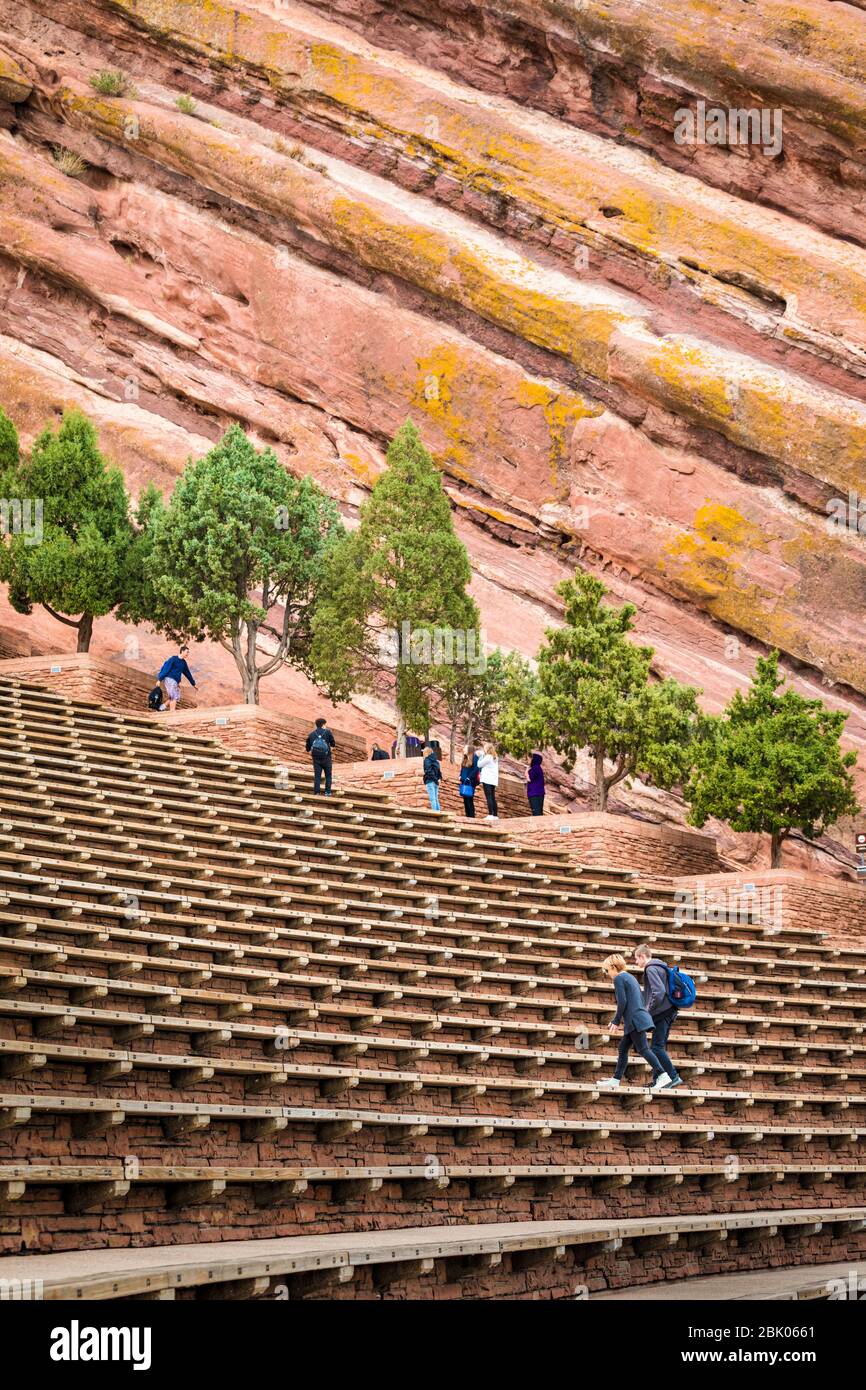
(128, 424), (342, 704)
(0, 408), (134, 652)
(438, 648), (533, 760)
(685, 651), (859, 866)
(496, 571), (702, 810)
(311, 419), (479, 751)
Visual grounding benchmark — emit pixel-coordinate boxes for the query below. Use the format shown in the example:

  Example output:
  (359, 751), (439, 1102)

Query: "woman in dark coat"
(597, 953), (676, 1092)
(525, 752), (545, 815)
(458, 746), (479, 818)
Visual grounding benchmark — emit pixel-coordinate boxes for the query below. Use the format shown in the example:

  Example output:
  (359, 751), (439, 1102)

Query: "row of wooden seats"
(3, 936), (865, 1066)
(5, 987), (864, 1098)
(5, 1087), (858, 1144)
(0, 722), (828, 939)
(1, 1032), (862, 1119)
(0, 886), (859, 1049)
(0, 809), (847, 983)
(0, 830), (858, 1000)
(0, 880), (860, 1052)
(2, 1161), (865, 1210)
(0, 1210), (862, 1301)
(1, 895), (861, 1034)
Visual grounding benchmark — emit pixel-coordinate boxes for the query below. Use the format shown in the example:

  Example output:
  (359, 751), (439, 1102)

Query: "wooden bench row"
(0, 1209), (862, 1300)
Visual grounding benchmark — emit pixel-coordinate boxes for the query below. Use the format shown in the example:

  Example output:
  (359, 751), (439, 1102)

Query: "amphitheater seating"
(0, 675), (863, 1300)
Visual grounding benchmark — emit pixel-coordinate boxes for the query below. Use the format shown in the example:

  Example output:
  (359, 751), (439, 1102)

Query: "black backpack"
(147, 686), (163, 711)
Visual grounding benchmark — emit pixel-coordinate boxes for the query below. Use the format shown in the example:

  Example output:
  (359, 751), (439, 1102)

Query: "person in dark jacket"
(371, 743), (390, 761)
(525, 752), (545, 816)
(156, 644), (197, 712)
(458, 746), (479, 818)
(422, 741), (442, 812)
(305, 717), (335, 795)
(635, 943), (682, 1088)
(597, 953), (675, 1092)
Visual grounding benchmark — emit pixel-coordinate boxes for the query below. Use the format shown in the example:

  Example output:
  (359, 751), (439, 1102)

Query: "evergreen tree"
(685, 651), (858, 866)
(129, 424), (342, 703)
(438, 649), (532, 759)
(0, 407), (134, 652)
(496, 572), (702, 810)
(311, 419), (479, 750)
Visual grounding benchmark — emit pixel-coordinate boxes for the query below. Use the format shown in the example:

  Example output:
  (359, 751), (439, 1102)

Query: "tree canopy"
(124, 423), (342, 703)
(311, 419), (479, 746)
(685, 650), (859, 865)
(0, 407), (134, 651)
(496, 571), (703, 809)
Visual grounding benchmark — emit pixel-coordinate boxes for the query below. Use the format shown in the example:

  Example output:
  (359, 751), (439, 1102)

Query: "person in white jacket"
(476, 743), (500, 820)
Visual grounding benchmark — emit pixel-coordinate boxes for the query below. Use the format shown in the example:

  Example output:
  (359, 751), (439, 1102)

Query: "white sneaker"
(651, 1073), (673, 1092)
(597, 1077), (621, 1090)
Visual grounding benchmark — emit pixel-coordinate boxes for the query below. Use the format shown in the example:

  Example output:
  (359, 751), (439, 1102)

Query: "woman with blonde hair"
(476, 741), (500, 820)
(597, 953), (675, 1093)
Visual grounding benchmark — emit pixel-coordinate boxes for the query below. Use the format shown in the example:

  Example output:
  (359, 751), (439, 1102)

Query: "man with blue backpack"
(305, 717), (335, 795)
(634, 943), (696, 1090)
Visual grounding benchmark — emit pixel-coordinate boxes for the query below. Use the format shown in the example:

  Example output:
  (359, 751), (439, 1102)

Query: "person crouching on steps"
(422, 741), (442, 812)
(306, 717), (335, 795)
(156, 643), (197, 712)
(597, 953), (676, 1093)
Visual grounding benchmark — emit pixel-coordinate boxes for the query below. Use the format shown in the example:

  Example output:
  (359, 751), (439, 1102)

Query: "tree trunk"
(449, 716), (457, 763)
(770, 830), (784, 868)
(594, 748), (608, 811)
(76, 613), (93, 653)
(241, 666), (260, 705)
(395, 712), (406, 758)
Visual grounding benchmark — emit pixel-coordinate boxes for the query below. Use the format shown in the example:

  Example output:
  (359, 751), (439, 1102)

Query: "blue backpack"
(666, 964), (697, 1009)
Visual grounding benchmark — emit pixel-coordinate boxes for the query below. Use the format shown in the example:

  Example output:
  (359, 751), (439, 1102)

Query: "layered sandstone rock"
(0, 0), (863, 873)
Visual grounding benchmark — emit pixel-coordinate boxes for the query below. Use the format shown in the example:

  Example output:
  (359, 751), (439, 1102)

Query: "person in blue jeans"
(305, 718), (335, 795)
(458, 746), (479, 817)
(596, 953), (676, 1093)
(634, 943), (683, 1088)
(422, 741), (442, 812)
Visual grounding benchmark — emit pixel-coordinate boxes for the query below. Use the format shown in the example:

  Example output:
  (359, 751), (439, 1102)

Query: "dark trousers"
(482, 783), (498, 816)
(528, 794), (544, 816)
(614, 1028), (671, 1081)
(312, 754), (332, 794)
(650, 1007), (680, 1081)
(461, 794), (475, 817)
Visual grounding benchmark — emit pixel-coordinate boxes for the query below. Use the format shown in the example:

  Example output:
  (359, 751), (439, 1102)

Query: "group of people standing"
(307, 716), (550, 823)
(455, 744), (501, 819)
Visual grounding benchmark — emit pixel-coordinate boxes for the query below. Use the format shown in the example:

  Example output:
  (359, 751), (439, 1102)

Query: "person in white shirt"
(476, 743), (500, 820)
